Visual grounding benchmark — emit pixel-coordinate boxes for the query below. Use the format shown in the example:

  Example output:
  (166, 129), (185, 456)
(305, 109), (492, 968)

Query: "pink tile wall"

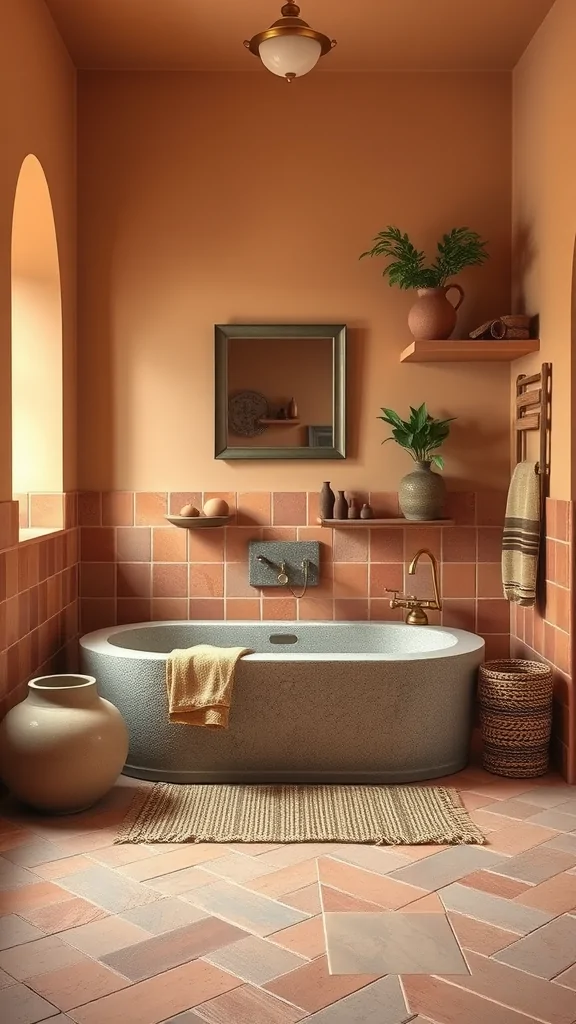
(78, 490), (510, 660)
(511, 498), (574, 782)
(0, 496), (79, 717)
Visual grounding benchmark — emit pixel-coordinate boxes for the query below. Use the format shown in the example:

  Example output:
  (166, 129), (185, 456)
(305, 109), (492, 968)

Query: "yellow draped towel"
(502, 461), (541, 606)
(165, 644), (250, 728)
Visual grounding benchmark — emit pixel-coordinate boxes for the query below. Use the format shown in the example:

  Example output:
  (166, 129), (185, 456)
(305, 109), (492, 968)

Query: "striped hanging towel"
(502, 462), (541, 606)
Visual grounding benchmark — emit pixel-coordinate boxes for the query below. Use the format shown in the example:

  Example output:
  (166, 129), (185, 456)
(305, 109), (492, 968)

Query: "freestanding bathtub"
(80, 621), (484, 784)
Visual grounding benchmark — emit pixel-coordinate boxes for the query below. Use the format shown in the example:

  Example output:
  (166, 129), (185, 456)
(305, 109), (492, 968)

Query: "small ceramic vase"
(347, 498), (359, 519)
(0, 674), (129, 814)
(288, 397), (298, 419)
(333, 490), (348, 520)
(360, 503), (374, 519)
(319, 481), (335, 520)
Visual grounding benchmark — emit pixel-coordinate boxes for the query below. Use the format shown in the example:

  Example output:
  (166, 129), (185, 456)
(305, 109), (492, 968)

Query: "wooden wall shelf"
(258, 418), (301, 425)
(400, 339), (540, 363)
(319, 518), (454, 528)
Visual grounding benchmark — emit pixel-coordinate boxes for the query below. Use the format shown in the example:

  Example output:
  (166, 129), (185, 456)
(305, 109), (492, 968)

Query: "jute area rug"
(116, 784), (485, 846)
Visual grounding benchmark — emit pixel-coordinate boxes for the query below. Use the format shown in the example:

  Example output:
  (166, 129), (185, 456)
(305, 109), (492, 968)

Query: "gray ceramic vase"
(398, 460), (445, 521)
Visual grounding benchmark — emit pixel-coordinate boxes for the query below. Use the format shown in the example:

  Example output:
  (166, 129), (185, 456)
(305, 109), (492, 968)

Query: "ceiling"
(44, 0), (556, 72)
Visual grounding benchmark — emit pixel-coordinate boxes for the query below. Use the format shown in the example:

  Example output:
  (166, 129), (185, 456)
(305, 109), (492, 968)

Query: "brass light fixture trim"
(243, 2), (337, 82)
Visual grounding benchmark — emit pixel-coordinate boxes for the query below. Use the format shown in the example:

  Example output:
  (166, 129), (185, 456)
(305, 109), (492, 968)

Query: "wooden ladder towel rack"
(515, 362), (552, 524)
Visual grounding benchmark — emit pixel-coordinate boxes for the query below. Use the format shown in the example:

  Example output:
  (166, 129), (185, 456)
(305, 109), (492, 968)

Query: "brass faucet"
(386, 547), (442, 626)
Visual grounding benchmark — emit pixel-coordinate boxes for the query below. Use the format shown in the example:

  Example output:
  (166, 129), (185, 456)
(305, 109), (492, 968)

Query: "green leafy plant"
(378, 403), (455, 469)
(360, 226), (489, 289)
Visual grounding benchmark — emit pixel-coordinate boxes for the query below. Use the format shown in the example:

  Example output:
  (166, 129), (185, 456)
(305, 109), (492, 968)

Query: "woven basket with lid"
(479, 659), (553, 778)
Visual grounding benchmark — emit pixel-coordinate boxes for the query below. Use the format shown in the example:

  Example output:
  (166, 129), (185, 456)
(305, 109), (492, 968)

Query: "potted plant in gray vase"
(379, 403), (455, 520)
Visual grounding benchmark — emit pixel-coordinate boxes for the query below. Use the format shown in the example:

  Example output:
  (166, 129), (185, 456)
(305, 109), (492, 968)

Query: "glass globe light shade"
(258, 34), (322, 79)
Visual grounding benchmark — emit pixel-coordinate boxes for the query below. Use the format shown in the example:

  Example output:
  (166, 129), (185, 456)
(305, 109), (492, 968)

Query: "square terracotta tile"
(81, 527), (115, 562)
(334, 599), (369, 621)
(152, 528), (187, 563)
(28, 959), (130, 1011)
(225, 562), (255, 599)
(189, 564), (224, 598)
(117, 598), (150, 624)
(102, 493), (134, 527)
(369, 599), (404, 621)
(477, 527), (503, 562)
(442, 599), (476, 632)
(135, 493), (168, 526)
(445, 491), (476, 525)
(237, 493), (271, 526)
(188, 599), (224, 620)
(324, 911), (468, 975)
(117, 563), (151, 599)
(475, 563), (503, 599)
(81, 599), (116, 633)
(70, 959), (241, 1024)
(152, 598), (188, 620)
(476, 489), (507, 527)
(369, 492), (400, 518)
(30, 494), (64, 529)
(225, 528), (262, 562)
(116, 528), (151, 563)
(441, 528), (476, 562)
(332, 529), (368, 563)
(262, 527), (297, 543)
(369, 529), (404, 563)
(188, 531), (224, 563)
(442, 563), (476, 598)
(264, 953), (381, 1014)
(152, 563), (187, 599)
(261, 597), (297, 620)
(332, 563), (368, 598)
(78, 492), (102, 527)
(225, 599), (261, 620)
(477, 598), (510, 634)
(80, 563), (115, 599)
(272, 493), (307, 527)
(369, 563), (403, 598)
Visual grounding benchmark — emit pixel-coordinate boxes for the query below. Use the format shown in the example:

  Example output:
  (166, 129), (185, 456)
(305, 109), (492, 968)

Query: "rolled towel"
(165, 644), (249, 728)
(502, 462), (541, 606)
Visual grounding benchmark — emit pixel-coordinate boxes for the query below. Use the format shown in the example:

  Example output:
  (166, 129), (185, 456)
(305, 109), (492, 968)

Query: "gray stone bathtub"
(80, 621), (484, 784)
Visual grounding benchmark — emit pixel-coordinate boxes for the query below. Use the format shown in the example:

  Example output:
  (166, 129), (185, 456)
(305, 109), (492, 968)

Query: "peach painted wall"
(77, 71), (512, 493)
(512, 0), (576, 500)
(0, 0), (77, 500)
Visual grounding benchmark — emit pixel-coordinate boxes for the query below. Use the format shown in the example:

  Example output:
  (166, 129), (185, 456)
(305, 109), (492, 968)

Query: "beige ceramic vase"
(407, 284), (465, 340)
(0, 674), (129, 814)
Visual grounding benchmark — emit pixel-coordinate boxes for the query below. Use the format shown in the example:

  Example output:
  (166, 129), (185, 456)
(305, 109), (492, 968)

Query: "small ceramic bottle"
(334, 490), (348, 519)
(319, 481), (335, 520)
(347, 497), (359, 519)
(288, 397), (298, 419)
(360, 503), (374, 519)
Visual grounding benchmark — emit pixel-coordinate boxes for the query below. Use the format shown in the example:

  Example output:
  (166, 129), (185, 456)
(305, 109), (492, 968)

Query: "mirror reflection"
(214, 325), (346, 460)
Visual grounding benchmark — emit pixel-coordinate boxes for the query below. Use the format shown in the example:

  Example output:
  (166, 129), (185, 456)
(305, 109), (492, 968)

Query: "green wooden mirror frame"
(214, 324), (347, 460)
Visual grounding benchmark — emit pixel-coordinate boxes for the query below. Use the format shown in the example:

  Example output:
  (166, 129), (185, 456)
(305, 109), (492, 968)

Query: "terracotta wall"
(512, 0), (576, 500)
(78, 489), (509, 662)
(0, 1), (78, 710)
(77, 71), (512, 493)
(510, 0), (576, 780)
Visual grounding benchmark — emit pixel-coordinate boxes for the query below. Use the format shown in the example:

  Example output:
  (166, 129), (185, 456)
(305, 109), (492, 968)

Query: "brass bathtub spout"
(387, 547), (442, 626)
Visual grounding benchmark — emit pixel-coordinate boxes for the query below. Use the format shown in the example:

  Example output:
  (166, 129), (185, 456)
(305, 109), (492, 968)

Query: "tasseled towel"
(502, 462), (541, 606)
(165, 644), (249, 728)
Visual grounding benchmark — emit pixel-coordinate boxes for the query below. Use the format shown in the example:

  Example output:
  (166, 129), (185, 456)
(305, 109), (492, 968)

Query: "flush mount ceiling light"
(243, 2), (336, 82)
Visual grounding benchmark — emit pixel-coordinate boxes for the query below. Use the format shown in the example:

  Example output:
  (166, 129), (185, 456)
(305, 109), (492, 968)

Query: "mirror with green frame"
(214, 324), (346, 460)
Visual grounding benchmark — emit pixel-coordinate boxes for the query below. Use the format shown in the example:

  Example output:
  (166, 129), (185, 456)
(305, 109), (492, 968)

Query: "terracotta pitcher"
(408, 284), (465, 341)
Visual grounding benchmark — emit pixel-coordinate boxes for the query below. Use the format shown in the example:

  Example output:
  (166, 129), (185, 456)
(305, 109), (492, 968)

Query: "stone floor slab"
(325, 912), (469, 975)
(495, 914), (576, 979)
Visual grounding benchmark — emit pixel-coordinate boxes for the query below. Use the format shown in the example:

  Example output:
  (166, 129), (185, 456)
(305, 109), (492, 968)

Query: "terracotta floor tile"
(440, 948), (576, 1024)
(102, 917), (247, 981)
(34, 856), (93, 880)
(119, 846), (228, 880)
(459, 870), (531, 900)
(119, 897), (208, 934)
(514, 872), (576, 914)
(270, 914), (326, 958)
(256, 844), (341, 870)
(440, 882), (553, 934)
(228, 844), (283, 856)
(0, 968), (16, 989)
(197, 983), (306, 1023)
(89, 844), (163, 869)
(325, 911), (468, 975)
(393, 845), (448, 861)
(555, 962), (576, 989)
(318, 857), (427, 908)
(488, 846), (576, 884)
(58, 865), (161, 914)
(28, 959), (130, 1011)
(468, 779), (542, 800)
(329, 845), (409, 876)
(389, 846), (504, 890)
(527, 809), (576, 831)
(60, 915), (152, 958)
(184, 880), (307, 936)
(146, 865), (215, 896)
(320, 885), (386, 913)
(57, 830), (123, 856)
(458, 792), (493, 811)
(246, 859), (319, 898)
(69, 959), (241, 1024)
(483, 821), (559, 855)
(281, 883), (322, 915)
(264, 953), (381, 1014)
(200, 853), (279, 884)
(480, 799), (546, 820)
(495, 915), (576, 979)
(2, 838), (72, 868)
(446, 912), (520, 955)
(403, 974), (546, 1024)
(0, 914), (44, 951)
(0, 935), (85, 980)
(0, 880), (69, 913)
(0, 982), (61, 1024)
(205, 934), (306, 986)
(400, 892), (445, 913)
(20, 896), (109, 934)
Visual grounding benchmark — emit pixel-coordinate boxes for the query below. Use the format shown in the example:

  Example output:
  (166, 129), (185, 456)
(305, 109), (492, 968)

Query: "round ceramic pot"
(0, 674), (129, 814)
(399, 461), (446, 521)
(407, 285), (465, 340)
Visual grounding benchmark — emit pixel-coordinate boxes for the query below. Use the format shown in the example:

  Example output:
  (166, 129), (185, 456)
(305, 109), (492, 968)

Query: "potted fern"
(379, 403), (455, 520)
(361, 226), (489, 340)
